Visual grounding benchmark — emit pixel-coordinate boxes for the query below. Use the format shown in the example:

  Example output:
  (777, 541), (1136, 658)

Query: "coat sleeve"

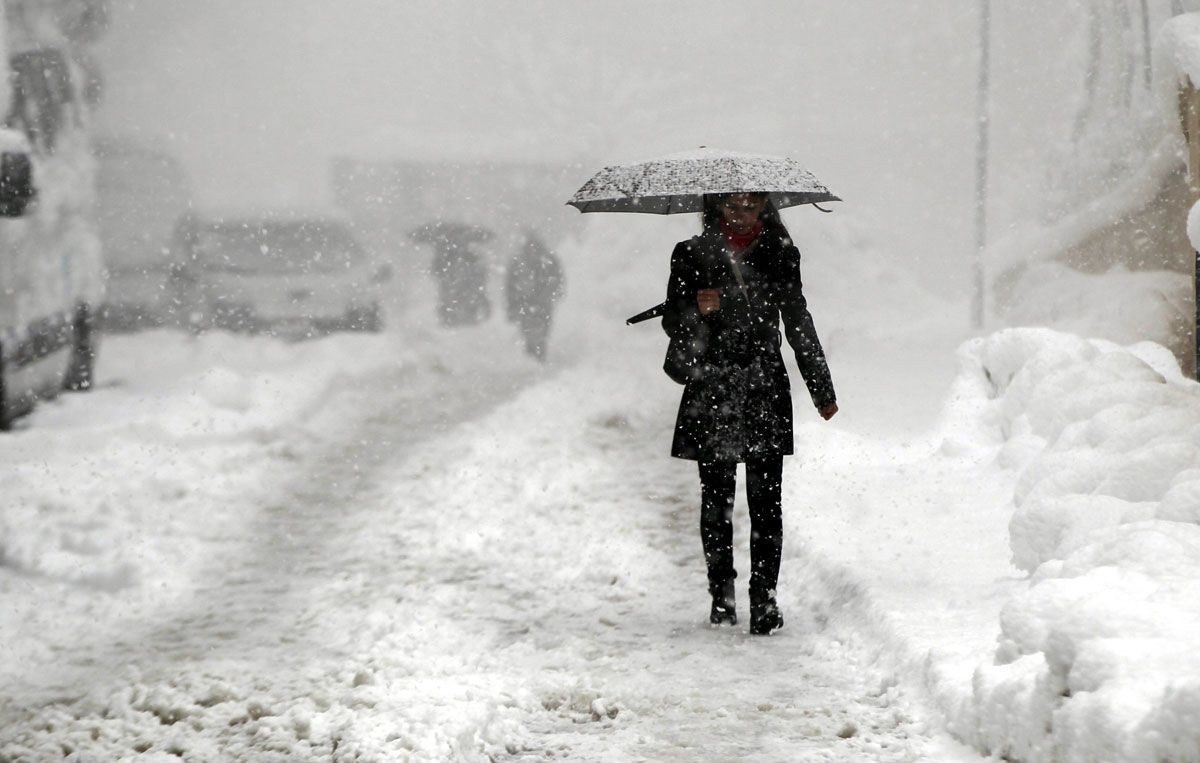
(662, 241), (701, 339)
(775, 245), (836, 409)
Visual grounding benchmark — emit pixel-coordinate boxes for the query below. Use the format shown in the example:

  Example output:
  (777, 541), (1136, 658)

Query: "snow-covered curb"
(795, 327), (1200, 762)
(965, 330), (1200, 761)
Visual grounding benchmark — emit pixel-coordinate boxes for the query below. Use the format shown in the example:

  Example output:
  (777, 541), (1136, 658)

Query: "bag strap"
(726, 244), (754, 309)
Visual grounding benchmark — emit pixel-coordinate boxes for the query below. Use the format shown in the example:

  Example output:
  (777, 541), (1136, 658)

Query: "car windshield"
(191, 220), (364, 274)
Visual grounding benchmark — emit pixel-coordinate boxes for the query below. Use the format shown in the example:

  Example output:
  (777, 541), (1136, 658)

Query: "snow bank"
(956, 329), (1200, 761)
(1189, 198), (1200, 253)
(999, 261), (1190, 361)
(1160, 13), (1200, 94)
(0, 329), (405, 679)
(789, 321), (1200, 761)
(0, 330), (404, 585)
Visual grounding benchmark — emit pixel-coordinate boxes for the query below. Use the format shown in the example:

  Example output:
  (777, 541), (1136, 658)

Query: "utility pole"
(972, 0), (991, 330)
(1140, 0), (1152, 91)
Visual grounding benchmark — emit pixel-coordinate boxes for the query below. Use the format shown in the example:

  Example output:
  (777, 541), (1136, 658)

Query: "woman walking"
(661, 192), (838, 635)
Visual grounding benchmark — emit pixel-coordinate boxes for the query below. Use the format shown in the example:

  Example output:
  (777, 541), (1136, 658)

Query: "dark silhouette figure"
(504, 231), (564, 361)
(661, 192), (838, 635)
(411, 221), (493, 327)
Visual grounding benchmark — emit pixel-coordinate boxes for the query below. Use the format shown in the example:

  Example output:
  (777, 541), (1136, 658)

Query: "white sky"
(93, 2), (1123, 291)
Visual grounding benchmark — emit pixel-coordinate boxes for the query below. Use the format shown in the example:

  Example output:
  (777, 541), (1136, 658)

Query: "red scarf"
(720, 219), (763, 252)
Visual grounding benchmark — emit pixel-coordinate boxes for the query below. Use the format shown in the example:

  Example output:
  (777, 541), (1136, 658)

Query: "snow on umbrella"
(566, 147), (840, 215)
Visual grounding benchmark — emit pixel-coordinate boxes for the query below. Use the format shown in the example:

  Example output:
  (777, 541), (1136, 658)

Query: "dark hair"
(701, 193), (790, 241)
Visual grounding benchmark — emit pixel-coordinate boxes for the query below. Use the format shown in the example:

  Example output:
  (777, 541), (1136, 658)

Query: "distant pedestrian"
(411, 221), (494, 327)
(504, 230), (564, 361)
(430, 239), (490, 327)
(661, 192), (838, 635)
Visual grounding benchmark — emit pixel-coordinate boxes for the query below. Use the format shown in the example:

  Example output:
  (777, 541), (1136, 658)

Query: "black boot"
(709, 580), (737, 626)
(749, 590), (783, 635)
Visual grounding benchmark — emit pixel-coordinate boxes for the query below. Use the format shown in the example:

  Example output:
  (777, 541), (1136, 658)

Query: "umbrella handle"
(626, 302), (667, 325)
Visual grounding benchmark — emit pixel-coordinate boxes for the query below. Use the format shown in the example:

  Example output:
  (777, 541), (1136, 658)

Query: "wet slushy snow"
(3, 215), (1199, 760)
(0, 316), (979, 761)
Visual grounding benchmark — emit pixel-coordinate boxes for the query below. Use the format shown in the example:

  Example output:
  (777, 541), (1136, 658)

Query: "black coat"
(661, 227), (835, 462)
(504, 238), (564, 325)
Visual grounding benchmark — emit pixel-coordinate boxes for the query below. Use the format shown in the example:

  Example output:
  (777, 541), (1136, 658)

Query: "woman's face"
(719, 193), (768, 235)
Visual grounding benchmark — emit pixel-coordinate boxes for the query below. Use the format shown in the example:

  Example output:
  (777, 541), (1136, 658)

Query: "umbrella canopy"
(566, 148), (840, 214)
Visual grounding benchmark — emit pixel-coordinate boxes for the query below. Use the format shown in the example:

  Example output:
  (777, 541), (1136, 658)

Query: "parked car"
(171, 213), (390, 338)
(94, 136), (192, 331)
(0, 36), (106, 428)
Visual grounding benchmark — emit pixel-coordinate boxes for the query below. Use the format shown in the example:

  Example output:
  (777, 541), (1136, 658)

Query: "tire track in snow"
(0, 346), (545, 762)
(0, 338), (980, 762)
(421, 402), (978, 763)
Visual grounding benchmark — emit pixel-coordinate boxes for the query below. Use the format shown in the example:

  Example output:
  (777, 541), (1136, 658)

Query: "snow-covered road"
(0, 308), (981, 761)
(19, 214), (1200, 760)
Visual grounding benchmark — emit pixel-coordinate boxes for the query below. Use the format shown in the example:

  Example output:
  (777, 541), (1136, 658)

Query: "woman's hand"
(818, 402), (838, 421)
(697, 288), (721, 316)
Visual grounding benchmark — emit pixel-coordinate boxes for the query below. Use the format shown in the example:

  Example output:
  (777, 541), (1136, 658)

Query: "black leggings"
(698, 455), (784, 596)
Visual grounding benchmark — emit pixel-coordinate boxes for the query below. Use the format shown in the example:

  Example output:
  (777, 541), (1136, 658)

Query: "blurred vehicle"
(94, 136), (192, 331)
(172, 213), (390, 338)
(0, 7), (108, 428)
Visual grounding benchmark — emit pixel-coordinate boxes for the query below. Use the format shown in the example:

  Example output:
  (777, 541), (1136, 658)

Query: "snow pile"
(1160, 13), (1200, 93)
(0, 330), (403, 617)
(1189, 198), (1200, 252)
(955, 329), (1200, 762)
(77, 330), (406, 438)
(998, 261), (1191, 359)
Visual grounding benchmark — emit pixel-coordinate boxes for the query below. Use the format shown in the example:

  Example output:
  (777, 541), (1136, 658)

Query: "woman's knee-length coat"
(661, 228), (836, 462)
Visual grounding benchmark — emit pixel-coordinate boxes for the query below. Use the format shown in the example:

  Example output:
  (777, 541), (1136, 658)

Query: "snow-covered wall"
(988, 3), (1197, 372)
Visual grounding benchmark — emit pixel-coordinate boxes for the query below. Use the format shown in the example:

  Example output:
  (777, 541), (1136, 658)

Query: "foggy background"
(91, 0), (1193, 302)
(12, 4), (1200, 758)
(94, 2), (991, 290)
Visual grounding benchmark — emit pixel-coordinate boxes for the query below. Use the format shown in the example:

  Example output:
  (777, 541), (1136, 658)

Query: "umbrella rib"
(725, 156), (739, 192)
